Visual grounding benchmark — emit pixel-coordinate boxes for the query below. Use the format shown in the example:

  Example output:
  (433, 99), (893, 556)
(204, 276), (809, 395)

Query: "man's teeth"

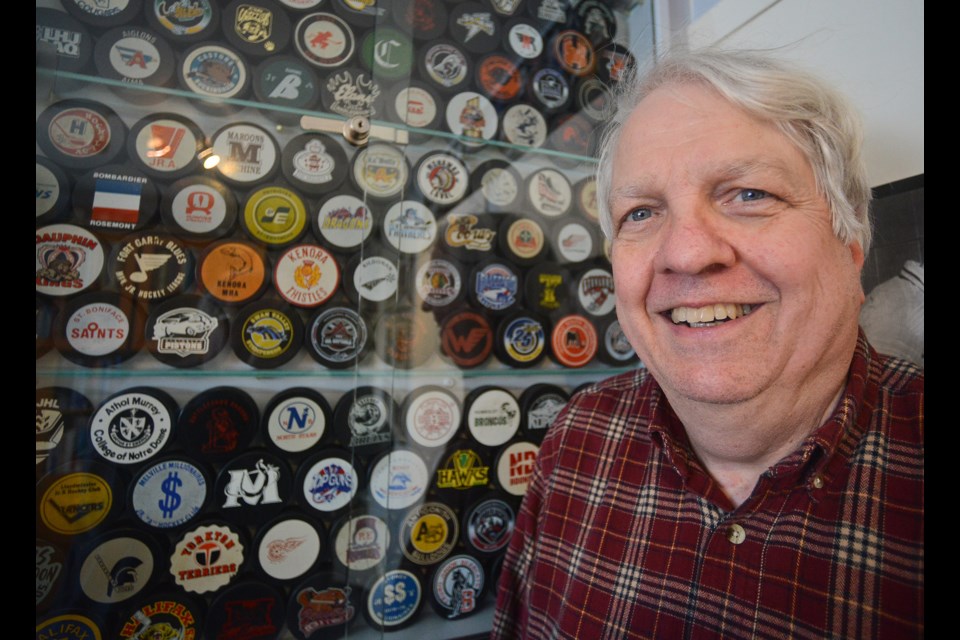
(671, 304), (753, 325)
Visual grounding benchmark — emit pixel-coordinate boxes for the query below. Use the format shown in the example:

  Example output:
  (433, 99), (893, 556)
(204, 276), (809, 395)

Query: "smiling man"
(491, 48), (924, 639)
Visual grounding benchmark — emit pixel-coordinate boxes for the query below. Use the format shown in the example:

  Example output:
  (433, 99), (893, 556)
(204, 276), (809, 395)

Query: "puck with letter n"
(462, 493), (515, 557)
(363, 568), (424, 632)
(399, 501), (459, 566)
(296, 449), (361, 517)
(74, 528), (160, 607)
(261, 387), (333, 459)
(61, 0), (144, 29)
(177, 386), (260, 465)
(313, 192), (377, 253)
(204, 580), (286, 640)
(221, 0), (293, 58)
(468, 258), (522, 316)
(401, 385), (462, 450)
(161, 176), (238, 242)
(496, 439), (540, 497)
(232, 297), (305, 369)
(440, 309), (493, 369)
(332, 386), (398, 455)
(36, 156), (72, 225)
(524, 261), (574, 316)
(415, 256), (466, 316)
(294, 11), (356, 69)
(177, 42), (252, 112)
(144, 0), (220, 44)
(88, 386), (178, 466)
(254, 513), (324, 584)
(253, 55), (321, 124)
(169, 521), (246, 595)
(241, 183), (310, 249)
(373, 306), (441, 370)
(128, 455), (212, 531)
(108, 232), (194, 303)
(211, 121), (281, 188)
(36, 459), (125, 541)
(330, 510), (391, 576)
(550, 313), (598, 368)
(114, 591), (205, 640)
(576, 262), (617, 318)
(471, 159), (523, 213)
(126, 113), (203, 180)
(36, 386), (94, 479)
(273, 243), (340, 309)
(36, 99), (126, 171)
(463, 385), (521, 448)
(93, 25), (177, 105)
(53, 292), (147, 368)
(196, 239), (270, 306)
(36, 224), (106, 297)
(306, 304), (370, 369)
(214, 450), (293, 526)
(287, 571), (362, 639)
(495, 310), (550, 369)
(281, 132), (349, 197)
(73, 165), (159, 235)
(428, 553), (488, 620)
(520, 383), (569, 442)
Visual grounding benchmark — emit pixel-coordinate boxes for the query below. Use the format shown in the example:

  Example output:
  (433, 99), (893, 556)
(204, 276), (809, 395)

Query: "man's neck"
(670, 381), (847, 509)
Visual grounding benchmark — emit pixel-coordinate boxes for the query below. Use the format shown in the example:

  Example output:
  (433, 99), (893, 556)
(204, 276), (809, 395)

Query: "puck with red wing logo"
(440, 308), (493, 368)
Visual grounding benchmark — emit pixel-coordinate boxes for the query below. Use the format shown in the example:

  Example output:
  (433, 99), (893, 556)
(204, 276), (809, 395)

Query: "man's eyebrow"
(609, 159), (798, 203)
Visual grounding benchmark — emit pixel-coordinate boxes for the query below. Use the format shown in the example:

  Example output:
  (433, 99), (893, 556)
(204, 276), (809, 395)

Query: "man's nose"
(653, 202), (736, 275)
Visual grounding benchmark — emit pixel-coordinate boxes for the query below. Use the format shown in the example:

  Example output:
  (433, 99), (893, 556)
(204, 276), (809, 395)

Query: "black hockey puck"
(53, 291), (147, 367)
(221, 0), (292, 58)
(107, 231), (194, 302)
(210, 121), (281, 188)
(305, 304), (371, 369)
(195, 238), (271, 306)
(231, 297), (305, 368)
(160, 175), (239, 241)
(494, 310), (550, 368)
(93, 25), (177, 104)
(261, 387), (333, 458)
(281, 132), (349, 197)
(125, 113), (204, 180)
(272, 243), (341, 308)
(145, 294), (229, 368)
(35, 223), (106, 297)
(36, 99), (127, 171)
(177, 386), (260, 464)
(439, 308), (493, 368)
(214, 449), (294, 526)
(72, 164), (159, 235)
(36, 156), (72, 225)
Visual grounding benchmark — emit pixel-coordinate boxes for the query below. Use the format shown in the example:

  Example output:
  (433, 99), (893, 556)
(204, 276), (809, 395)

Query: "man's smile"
(668, 303), (756, 327)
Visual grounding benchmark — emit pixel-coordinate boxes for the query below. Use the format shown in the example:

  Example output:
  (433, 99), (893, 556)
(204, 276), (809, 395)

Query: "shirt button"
(811, 475), (824, 489)
(727, 524), (746, 545)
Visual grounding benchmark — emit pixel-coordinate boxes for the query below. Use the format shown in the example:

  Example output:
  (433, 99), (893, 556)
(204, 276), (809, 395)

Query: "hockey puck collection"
(37, 0), (642, 634)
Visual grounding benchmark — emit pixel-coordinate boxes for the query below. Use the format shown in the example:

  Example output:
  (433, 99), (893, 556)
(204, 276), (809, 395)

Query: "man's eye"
(627, 207), (653, 222)
(738, 188), (769, 202)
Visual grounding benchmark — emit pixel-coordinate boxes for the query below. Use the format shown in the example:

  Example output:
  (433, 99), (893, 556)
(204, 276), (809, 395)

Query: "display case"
(36, 1), (655, 637)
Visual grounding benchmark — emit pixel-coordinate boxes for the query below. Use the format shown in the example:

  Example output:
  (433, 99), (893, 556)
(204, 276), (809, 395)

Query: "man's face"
(608, 82), (864, 406)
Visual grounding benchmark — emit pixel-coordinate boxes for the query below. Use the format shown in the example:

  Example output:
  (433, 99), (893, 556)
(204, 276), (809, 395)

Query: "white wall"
(654, 0), (924, 188)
